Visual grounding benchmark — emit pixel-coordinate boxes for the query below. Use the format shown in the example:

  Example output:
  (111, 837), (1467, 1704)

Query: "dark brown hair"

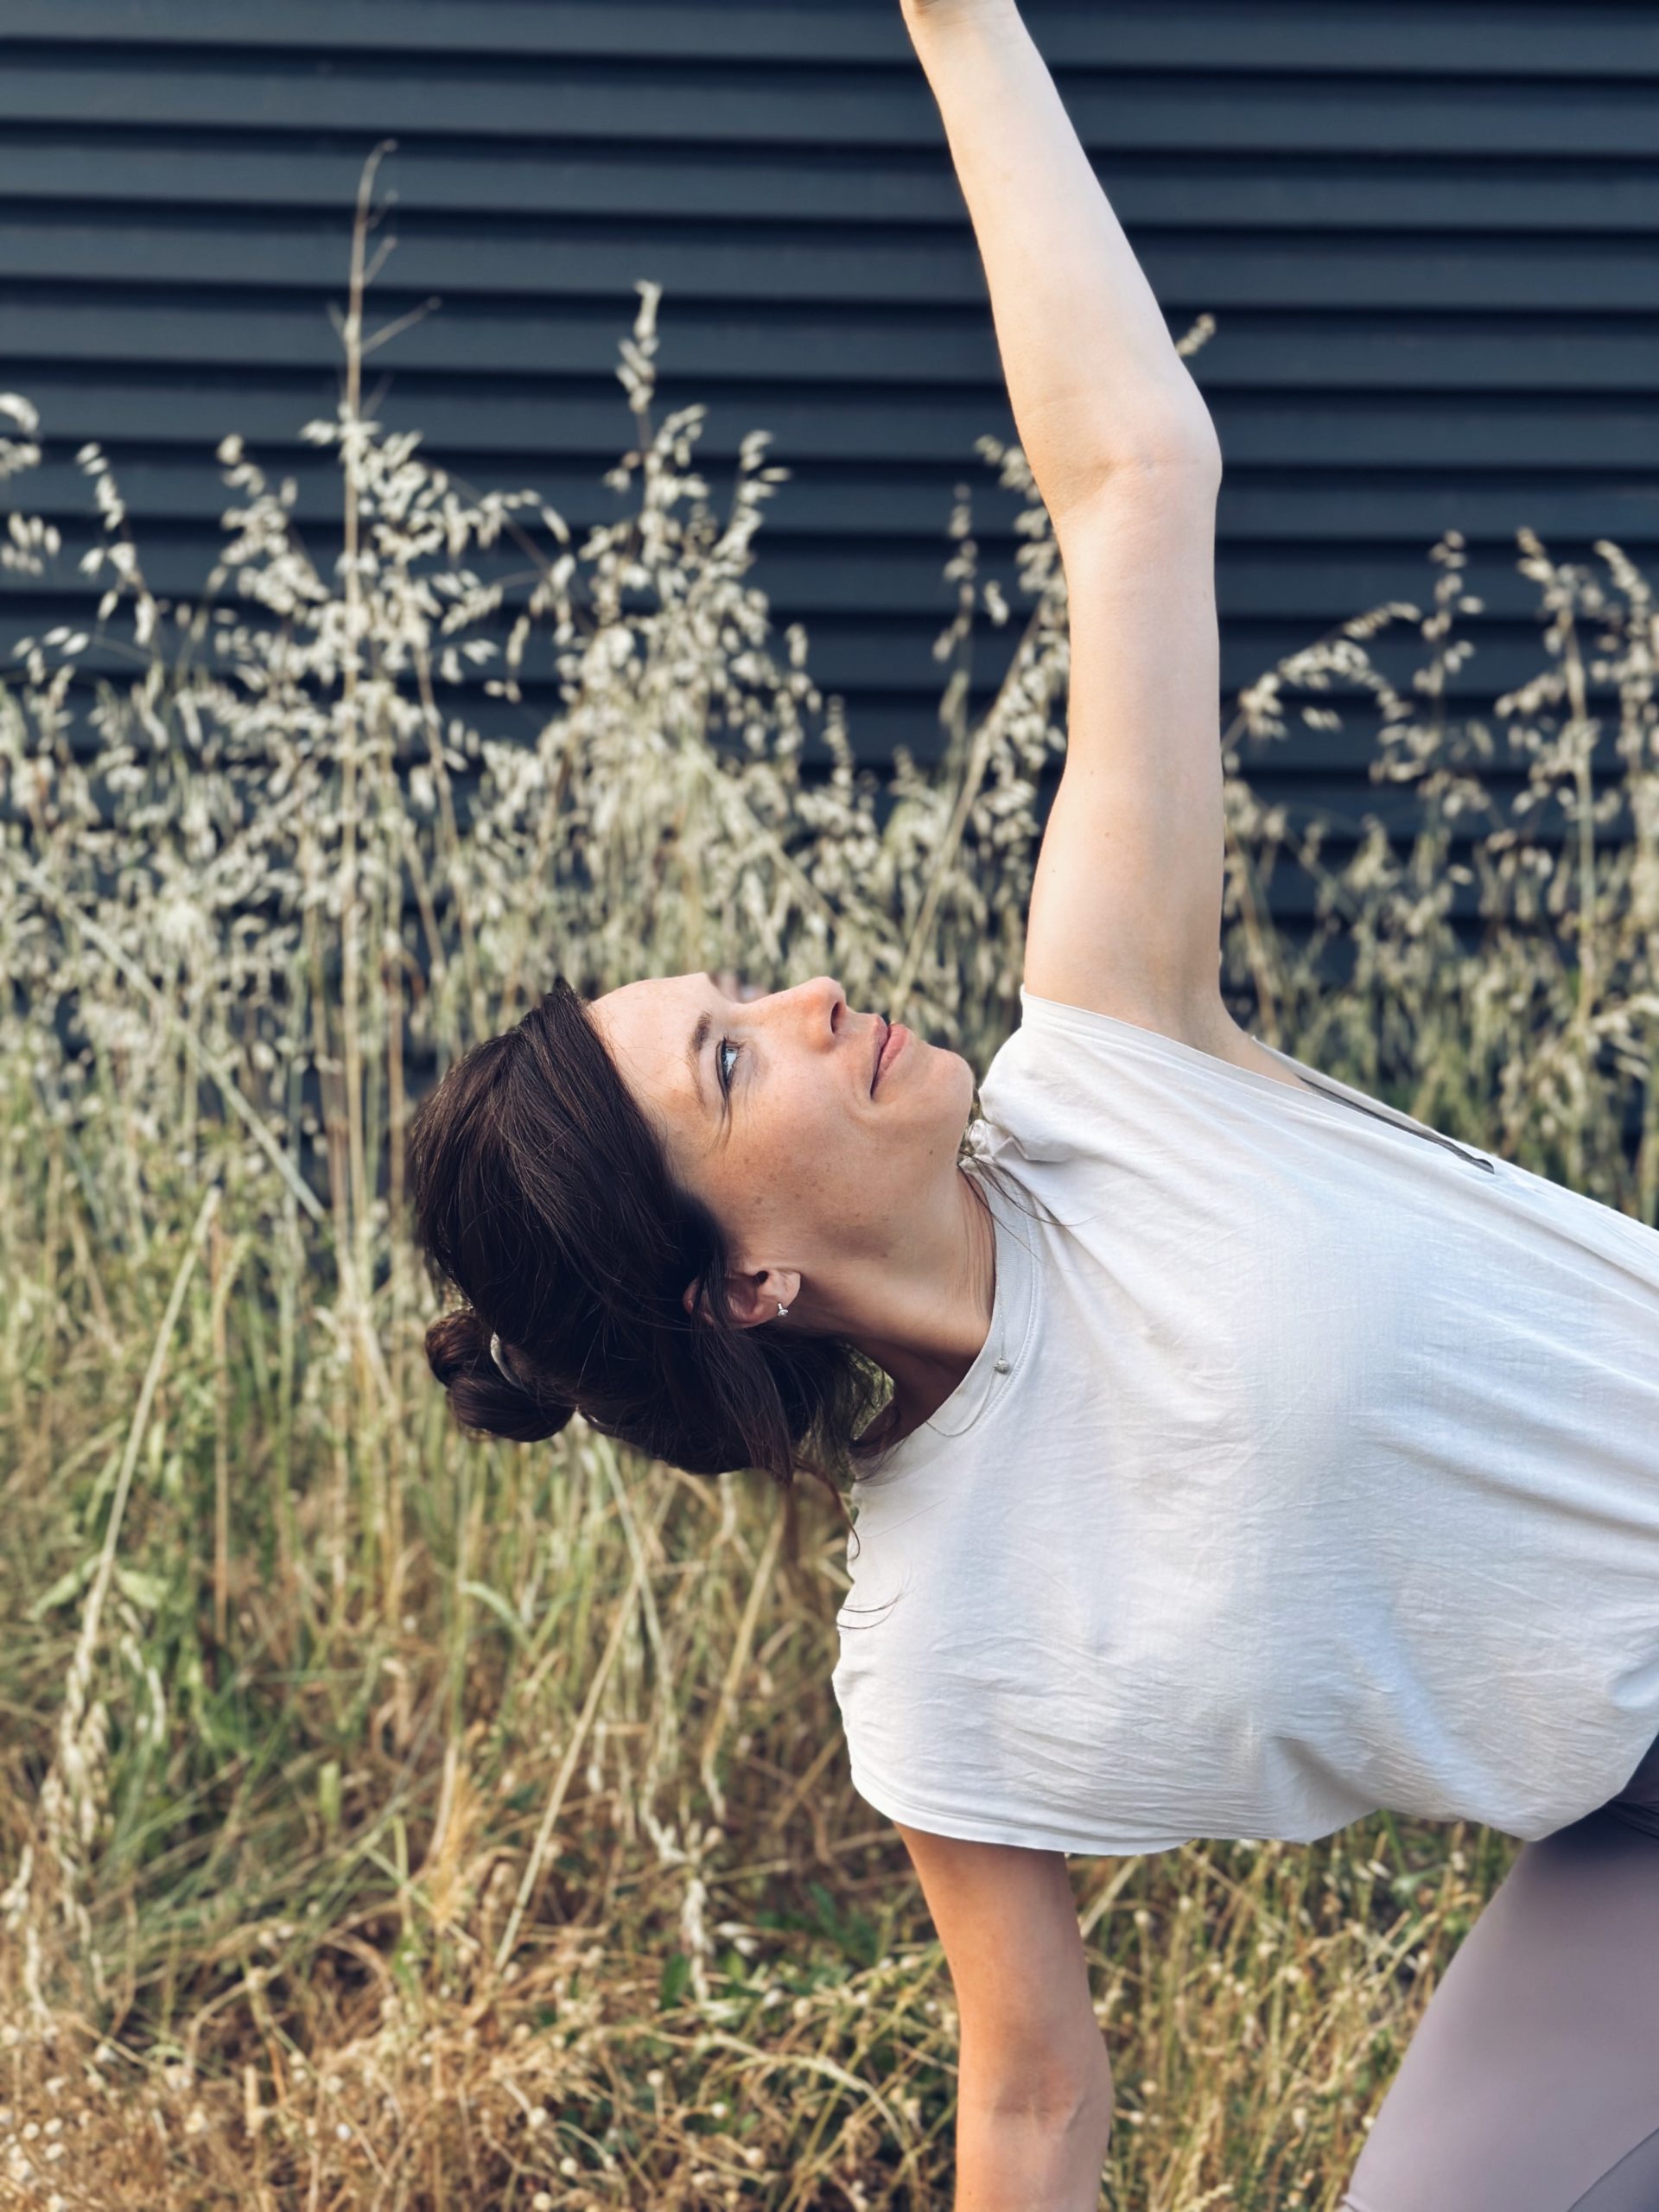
(407, 977), (890, 1488)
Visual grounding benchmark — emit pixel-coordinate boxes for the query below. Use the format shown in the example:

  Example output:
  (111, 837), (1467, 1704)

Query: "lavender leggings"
(1340, 1729), (1659, 2212)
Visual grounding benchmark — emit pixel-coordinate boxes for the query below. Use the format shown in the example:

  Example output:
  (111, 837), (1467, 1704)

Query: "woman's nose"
(782, 975), (845, 1036)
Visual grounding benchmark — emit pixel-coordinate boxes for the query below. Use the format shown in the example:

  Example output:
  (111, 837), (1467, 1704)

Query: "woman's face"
(588, 970), (976, 1309)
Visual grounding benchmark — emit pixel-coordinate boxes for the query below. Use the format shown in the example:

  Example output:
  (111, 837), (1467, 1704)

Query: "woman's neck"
(851, 1168), (997, 1445)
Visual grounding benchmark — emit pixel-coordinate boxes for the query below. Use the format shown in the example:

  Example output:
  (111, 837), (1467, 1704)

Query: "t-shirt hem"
(847, 1756), (1193, 1860)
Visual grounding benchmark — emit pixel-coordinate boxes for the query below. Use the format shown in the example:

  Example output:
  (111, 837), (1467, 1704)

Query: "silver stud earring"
(775, 1301), (790, 1319)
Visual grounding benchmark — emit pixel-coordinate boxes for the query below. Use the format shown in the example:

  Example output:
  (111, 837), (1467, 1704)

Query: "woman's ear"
(683, 1266), (802, 1328)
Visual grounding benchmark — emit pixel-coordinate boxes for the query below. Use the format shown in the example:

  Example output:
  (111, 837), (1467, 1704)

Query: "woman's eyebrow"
(685, 975), (724, 1115)
(687, 1008), (713, 1113)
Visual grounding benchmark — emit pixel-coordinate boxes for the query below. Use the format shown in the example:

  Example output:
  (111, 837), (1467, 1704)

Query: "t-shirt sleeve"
(972, 988), (1162, 1170)
(971, 995), (1086, 1165)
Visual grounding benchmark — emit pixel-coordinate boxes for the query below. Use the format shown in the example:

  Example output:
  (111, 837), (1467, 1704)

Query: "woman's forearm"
(901, 0), (1219, 524)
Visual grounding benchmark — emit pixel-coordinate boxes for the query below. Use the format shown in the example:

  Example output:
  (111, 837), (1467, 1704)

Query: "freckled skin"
(588, 971), (980, 1344)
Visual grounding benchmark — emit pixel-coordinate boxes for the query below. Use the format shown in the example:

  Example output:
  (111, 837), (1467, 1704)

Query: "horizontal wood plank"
(4, 141), (1657, 238)
(0, 60), (1654, 161)
(10, 391), (1659, 489)
(12, 452), (1656, 550)
(7, 295), (1659, 400)
(1, 2), (1655, 81)
(3, 218), (1657, 316)
(0, 522), (1623, 627)
(0, 597), (1620, 709)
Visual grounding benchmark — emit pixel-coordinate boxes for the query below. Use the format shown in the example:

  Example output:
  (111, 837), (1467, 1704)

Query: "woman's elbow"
(957, 2044), (1115, 2212)
(1048, 413), (1223, 538)
(962, 2018), (1115, 2133)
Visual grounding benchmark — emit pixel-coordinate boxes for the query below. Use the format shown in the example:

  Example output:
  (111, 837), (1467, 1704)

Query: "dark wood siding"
(3, 0), (1656, 906)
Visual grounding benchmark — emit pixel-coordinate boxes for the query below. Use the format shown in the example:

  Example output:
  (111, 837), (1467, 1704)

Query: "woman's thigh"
(1340, 1799), (1659, 2212)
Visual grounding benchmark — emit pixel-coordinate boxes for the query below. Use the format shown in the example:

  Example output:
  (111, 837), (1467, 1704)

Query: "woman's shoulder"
(1007, 986), (1286, 1083)
(978, 988), (1312, 1148)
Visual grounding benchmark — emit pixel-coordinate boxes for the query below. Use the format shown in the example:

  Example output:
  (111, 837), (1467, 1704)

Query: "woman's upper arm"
(894, 1821), (1111, 2111)
(1023, 456), (1225, 1030)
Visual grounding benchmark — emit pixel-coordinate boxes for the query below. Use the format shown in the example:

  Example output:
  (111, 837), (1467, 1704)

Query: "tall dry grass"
(2, 150), (1656, 2209)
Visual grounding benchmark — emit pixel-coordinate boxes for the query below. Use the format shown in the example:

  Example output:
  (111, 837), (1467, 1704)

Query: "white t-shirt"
(830, 989), (1659, 1855)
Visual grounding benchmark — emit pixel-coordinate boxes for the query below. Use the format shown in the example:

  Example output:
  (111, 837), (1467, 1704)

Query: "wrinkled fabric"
(830, 989), (1659, 1856)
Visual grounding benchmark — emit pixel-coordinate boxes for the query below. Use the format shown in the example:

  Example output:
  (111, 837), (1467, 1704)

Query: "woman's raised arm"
(903, 0), (1230, 1030)
(900, 0), (1219, 518)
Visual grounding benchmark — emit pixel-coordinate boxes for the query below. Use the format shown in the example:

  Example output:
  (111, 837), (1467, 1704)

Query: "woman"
(408, 2), (1659, 2204)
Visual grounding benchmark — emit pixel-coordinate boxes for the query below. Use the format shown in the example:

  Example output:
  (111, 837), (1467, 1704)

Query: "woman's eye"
(716, 1038), (741, 1094)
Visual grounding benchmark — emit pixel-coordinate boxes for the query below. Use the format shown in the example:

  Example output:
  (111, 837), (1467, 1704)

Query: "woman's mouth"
(871, 1018), (910, 1093)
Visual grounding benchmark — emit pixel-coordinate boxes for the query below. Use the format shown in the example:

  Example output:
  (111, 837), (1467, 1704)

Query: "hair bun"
(423, 1307), (576, 1446)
